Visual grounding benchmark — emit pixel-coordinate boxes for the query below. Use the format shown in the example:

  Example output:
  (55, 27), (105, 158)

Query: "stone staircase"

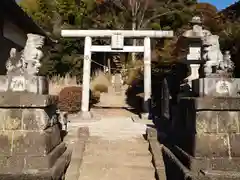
(112, 55), (122, 70)
(79, 137), (155, 180)
(94, 75), (130, 108)
(65, 116), (157, 180)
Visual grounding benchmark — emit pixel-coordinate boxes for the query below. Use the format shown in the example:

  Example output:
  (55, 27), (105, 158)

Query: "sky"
(199, 0), (238, 10)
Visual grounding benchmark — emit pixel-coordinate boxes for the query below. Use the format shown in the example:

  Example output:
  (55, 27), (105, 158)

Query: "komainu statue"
(202, 35), (224, 76)
(22, 33), (45, 75)
(6, 33), (45, 76)
(5, 48), (24, 75)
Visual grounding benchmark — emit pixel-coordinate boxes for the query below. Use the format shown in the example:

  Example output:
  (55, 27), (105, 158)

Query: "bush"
(91, 70), (110, 93)
(58, 86), (82, 113)
(93, 84), (108, 93)
(49, 74), (80, 95)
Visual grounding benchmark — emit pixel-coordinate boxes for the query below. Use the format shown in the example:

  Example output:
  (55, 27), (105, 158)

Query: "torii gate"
(61, 30), (174, 118)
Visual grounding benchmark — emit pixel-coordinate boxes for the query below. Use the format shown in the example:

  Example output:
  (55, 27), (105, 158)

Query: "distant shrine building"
(0, 0), (48, 74)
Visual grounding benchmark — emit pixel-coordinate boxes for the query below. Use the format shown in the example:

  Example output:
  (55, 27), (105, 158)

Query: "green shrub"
(58, 86), (82, 113)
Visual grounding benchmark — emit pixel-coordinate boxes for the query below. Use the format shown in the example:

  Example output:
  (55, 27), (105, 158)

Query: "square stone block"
(12, 125), (61, 156)
(0, 156), (25, 173)
(0, 109), (22, 130)
(24, 142), (66, 169)
(218, 112), (239, 133)
(0, 131), (13, 156)
(189, 157), (209, 172)
(0, 92), (58, 108)
(196, 111), (218, 133)
(196, 111), (239, 134)
(180, 97), (240, 111)
(0, 75), (48, 94)
(0, 106), (59, 131)
(229, 134), (240, 157)
(209, 158), (240, 172)
(22, 107), (58, 130)
(194, 134), (229, 157)
(192, 78), (240, 97)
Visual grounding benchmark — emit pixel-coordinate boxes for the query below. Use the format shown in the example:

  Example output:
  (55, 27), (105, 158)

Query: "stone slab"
(0, 147), (71, 180)
(0, 75), (48, 94)
(0, 107), (58, 131)
(0, 92), (58, 107)
(12, 126), (61, 156)
(0, 125), (61, 156)
(64, 127), (89, 180)
(192, 78), (240, 97)
(0, 142), (66, 172)
(171, 145), (240, 172)
(24, 142), (66, 169)
(180, 97), (240, 111)
(196, 111), (240, 134)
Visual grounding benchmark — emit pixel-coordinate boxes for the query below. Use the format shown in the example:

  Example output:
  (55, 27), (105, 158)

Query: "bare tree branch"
(140, 10), (181, 29)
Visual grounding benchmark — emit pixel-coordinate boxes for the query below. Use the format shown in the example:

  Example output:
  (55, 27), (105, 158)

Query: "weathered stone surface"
(196, 111), (239, 133)
(218, 112), (239, 133)
(192, 78), (240, 97)
(189, 157), (209, 172)
(180, 97), (240, 111)
(229, 134), (240, 157)
(0, 156), (25, 173)
(22, 107), (58, 130)
(0, 131), (13, 156)
(187, 157), (240, 172)
(0, 75), (49, 94)
(24, 142), (66, 169)
(196, 111), (218, 133)
(0, 92), (58, 107)
(0, 173), (52, 180)
(209, 158), (240, 172)
(0, 107), (58, 131)
(0, 109), (22, 130)
(194, 134), (229, 157)
(12, 125), (61, 156)
(65, 127), (89, 180)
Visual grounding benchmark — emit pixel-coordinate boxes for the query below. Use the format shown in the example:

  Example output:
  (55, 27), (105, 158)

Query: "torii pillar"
(61, 30), (174, 119)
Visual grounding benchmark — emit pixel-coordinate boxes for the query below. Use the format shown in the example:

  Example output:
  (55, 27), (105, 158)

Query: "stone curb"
(146, 127), (167, 180)
(64, 127), (89, 180)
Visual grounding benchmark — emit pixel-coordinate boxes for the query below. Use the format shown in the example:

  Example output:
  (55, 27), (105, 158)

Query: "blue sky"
(199, 0), (238, 10)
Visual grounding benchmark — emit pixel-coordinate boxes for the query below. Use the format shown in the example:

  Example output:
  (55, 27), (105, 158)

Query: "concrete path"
(67, 115), (156, 180)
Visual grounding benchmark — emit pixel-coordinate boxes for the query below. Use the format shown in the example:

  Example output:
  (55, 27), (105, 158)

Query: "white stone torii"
(61, 30), (173, 118)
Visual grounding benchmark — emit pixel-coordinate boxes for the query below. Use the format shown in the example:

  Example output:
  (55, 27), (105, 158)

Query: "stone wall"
(166, 97), (240, 179)
(0, 93), (71, 179)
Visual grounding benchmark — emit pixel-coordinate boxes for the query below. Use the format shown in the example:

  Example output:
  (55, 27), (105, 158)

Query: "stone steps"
(79, 165), (155, 180)
(78, 136), (155, 180)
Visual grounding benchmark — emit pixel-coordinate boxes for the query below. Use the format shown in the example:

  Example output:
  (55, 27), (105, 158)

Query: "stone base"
(192, 78), (240, 97)
(166, 96), (240, 179)
(162, 145), (240, 180)
(0, 148), (71, 180)
(0, 75), (49, 94)
(79, 111), (93, 120)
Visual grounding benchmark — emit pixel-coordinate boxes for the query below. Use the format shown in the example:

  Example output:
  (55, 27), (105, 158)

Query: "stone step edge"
(64, 127), (90, 180)
(80, 162), (154, 170)
(147, 127), (167, 180)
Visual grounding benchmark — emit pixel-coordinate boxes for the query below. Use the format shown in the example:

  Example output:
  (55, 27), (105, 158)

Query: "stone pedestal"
(0, 92), (71, 180)
(192, 78), (240, 97)
(0, 75), (49, 94)
(168, 97), (240, 179)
